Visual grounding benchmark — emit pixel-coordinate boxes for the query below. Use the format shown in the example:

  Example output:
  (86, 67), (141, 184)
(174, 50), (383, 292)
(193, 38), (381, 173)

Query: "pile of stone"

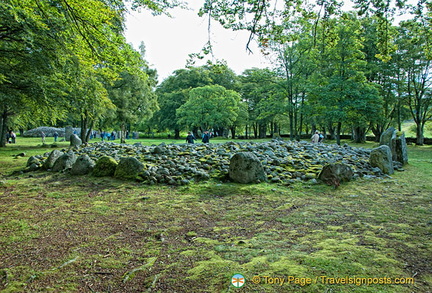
(23, 127), (81, 137)
(22, 136), (407, 186)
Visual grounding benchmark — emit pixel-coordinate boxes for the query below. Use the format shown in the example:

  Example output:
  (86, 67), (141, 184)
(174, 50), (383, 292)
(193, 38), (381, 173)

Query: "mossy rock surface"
(114, 157), (144, 180)
(92, 156), (118, 177)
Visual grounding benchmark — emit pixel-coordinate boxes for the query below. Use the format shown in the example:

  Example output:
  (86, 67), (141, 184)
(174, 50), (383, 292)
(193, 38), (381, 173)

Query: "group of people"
(100, 131), (117, 141)
(186, 131), (211, 144)
(5, 130), (16, 144)
(311, 131), (325, 143)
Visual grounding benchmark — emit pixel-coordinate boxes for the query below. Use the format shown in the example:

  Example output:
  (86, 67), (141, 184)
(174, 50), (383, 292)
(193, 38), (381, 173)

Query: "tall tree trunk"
(293, 105), (299, 140)
(120, 122), (126, 144)
(397, 99), (402, 131)
(328, 123), (336, 140)
(336, 122), (342, 145)
(289, 112), (294, 140)
(272, 123), (279, 138)
(416, 122), (424, 146)
(80, 115), (88, 143)
(230, 126), (236, 139)
(174, 129), (180, 140)
(259, 123), (266, 138)
(253, 123), (258, 139)
(298, 92), (305, 140)
(85, 120), (94, 144)
(371, 123), (383, 142)
(0, 110), (8, 147)
(353, 126), (366, 143)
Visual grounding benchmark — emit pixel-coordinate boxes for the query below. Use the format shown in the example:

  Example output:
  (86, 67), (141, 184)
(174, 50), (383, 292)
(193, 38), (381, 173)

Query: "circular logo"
(231, 274), (246, 288)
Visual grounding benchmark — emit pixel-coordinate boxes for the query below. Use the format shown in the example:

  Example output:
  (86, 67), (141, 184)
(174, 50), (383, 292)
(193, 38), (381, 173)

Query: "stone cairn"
(23, 138), (404, 186)
(23, 126), (81, 138)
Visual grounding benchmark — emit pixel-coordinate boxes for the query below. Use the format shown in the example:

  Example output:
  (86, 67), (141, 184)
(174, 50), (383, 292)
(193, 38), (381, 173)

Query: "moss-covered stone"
(114, 157), (144, 180)
(92, 156), (118, 177)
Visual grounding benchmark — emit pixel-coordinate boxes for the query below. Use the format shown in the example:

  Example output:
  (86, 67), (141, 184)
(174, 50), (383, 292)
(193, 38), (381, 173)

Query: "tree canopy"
(1, 0), (431, 145)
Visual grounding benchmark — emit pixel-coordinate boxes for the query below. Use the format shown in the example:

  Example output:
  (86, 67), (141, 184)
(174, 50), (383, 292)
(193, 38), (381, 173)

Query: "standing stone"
(93, 156), (118, 177)
(114, 157), (144, 180)
(71, 154), (95, 175)
(380, 127), (408, 165)
(379, 127), (396, 149)
(395, 133), (408, 165)
(318, 163), (353, 187)
(65, 126), (73, 142)
(369, 145), (394, 175)
(229, 152), (267, 183)
(42, 150), (63, 170)
(52, 151), (77, 172)
(69, 134), (82, 150)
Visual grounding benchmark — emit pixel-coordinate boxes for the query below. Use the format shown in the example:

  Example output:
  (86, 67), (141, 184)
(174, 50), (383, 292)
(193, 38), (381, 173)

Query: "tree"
(176, 85), (240, 131)
(0, 0), (179, 146)
(396, 20), (432, 145)
(199, 0), (413, 61)
(106, 43), (158, 143)
(307, 13), (382, 144)
(239, 68), (281, 138)
(153, 67), (213, 138)
(153, 64), (238, 138)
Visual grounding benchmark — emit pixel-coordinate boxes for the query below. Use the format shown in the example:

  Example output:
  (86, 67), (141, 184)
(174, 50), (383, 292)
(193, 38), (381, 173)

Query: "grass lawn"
(0, 138), (431, 292)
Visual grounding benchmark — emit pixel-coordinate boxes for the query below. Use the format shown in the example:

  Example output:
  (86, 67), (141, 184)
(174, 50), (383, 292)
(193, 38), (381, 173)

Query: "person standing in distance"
(202, 131), (210, 143)
(186, 132), (196, 144)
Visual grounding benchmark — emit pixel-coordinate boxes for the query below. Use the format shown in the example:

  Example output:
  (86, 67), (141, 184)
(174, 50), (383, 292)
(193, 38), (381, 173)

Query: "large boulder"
(92, 156), (118, 177)
(69, 134), (82, 150)
(114, 157), (144, 180)
(369, 145), (394, 175)
(380, 127), (408, 165)
(318, 163), (354, 187)
(42, 150), (63, 170)
(229, 152), (267, 183)
(71, 154), (95, 175)
(52, 151), (77, 172)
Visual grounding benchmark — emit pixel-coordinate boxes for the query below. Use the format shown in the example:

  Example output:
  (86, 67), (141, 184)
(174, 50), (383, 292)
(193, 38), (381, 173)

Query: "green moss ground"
(0, 138), (430, 292)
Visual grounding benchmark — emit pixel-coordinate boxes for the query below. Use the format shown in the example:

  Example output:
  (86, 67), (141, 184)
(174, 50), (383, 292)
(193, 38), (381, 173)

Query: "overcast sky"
(124, 1), (272, 82)
(124, 0), (417, 82)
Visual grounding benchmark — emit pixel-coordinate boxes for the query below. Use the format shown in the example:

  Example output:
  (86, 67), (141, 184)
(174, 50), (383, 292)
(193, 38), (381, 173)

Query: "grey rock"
(318, 163), (354, 186)
(69, 134), (82, 150)
(65, 126), (73, 141)
(26, 156), (40, 167)
(52, 151), (77, 172)
(26, 163), (41, 172)
(370, 145), (394, 175)
(380, 127), (408, 165)
(71, 154), (95, 175)
(380, 127), (396, 149)
(42, 150), (63, 170)
(395, 133), (408, 165)
(114, 157), (144, 180)
(153, 145), (166, 154)
(229, 152), (267, 183)
(92, 156), (118, 177)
